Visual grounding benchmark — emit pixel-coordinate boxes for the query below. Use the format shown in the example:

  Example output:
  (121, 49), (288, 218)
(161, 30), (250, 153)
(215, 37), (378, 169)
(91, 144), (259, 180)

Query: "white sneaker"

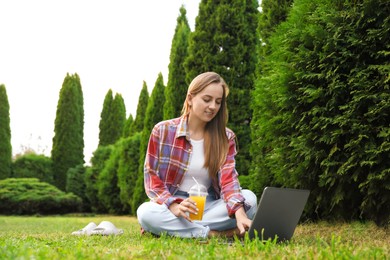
(71, 222), (97, 236)
(90, 221), (124, 236)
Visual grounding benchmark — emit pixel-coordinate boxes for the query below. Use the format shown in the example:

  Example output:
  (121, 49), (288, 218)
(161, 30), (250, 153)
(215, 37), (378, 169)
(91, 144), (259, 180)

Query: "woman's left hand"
(168, 198), (198, 222)
(235, 207), (252, 235)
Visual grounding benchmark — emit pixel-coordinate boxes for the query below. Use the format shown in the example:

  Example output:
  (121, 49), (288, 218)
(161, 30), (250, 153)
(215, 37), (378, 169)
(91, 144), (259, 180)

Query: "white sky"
(0, 0), (200, 163)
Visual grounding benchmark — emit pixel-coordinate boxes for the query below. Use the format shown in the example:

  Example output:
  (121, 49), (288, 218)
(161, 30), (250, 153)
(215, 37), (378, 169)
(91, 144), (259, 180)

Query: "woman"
(137, 72), (257, 238)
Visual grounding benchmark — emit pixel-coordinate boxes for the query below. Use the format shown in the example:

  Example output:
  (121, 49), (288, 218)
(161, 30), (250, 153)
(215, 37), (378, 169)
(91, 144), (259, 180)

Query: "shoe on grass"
(71, 222), (97, 236)
(90, 221), (124, 236)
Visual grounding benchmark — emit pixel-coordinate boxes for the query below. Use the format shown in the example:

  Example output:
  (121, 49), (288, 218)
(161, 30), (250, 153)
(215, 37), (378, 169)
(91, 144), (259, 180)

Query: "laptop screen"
(248, 187), (310, 241)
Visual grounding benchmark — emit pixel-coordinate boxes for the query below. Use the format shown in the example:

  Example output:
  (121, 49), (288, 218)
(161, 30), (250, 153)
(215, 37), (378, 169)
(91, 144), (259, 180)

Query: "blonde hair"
(182, 72), (230, 179)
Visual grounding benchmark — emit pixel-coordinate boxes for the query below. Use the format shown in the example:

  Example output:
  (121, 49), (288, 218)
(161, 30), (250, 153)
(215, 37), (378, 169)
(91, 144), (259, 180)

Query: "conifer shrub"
(12, 154), (54, 184)
(117, 133), (141, 215)
(51, 73), (84, 191)
(0, 84), (12, 179)
(97, 143), (123, 215)
(66, 164), (89, 211)
(84, 145), (113, 213)
(250, 0), (389, 226)
(0, 178), (82, 214)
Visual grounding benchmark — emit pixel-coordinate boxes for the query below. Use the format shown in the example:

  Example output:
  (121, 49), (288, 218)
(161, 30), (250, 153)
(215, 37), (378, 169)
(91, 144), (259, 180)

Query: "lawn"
(0, 215), (388, 259)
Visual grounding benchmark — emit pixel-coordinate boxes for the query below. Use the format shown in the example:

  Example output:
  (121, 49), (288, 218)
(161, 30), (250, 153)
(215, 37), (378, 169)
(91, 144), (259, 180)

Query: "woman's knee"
(242, 189), (257, 219)
(242, 189), (257, 208)
(137, 202), (160, 226)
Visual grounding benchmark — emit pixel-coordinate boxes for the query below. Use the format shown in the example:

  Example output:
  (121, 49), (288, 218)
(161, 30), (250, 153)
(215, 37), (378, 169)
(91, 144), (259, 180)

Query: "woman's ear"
(187, 94), (193, 106)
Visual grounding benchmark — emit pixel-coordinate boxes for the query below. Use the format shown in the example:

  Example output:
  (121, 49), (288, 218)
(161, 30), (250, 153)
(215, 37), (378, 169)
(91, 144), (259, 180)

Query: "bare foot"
(208, 228), (243, 238)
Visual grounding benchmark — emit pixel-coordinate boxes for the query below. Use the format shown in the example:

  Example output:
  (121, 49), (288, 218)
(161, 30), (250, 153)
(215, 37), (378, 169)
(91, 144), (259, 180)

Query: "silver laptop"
(248, 187), (310, 242)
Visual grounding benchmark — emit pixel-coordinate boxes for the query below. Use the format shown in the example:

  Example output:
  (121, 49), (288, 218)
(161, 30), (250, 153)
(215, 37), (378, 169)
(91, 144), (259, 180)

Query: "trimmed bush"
(66, 164), (89, 211)
(117, 133), (141, 215)
(12, 154), (54, 184)
(0, 178), (82, 215)
(97, 143), (123, 215)
(84, 145), (113, 213)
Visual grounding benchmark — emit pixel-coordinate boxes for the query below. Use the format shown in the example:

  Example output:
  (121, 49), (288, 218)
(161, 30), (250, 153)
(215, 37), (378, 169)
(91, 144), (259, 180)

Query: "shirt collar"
(176, 115), (190, 140)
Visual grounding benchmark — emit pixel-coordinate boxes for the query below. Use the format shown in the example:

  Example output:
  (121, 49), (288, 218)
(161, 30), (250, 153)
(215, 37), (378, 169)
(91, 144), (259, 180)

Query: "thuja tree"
(99, 90), (126, 146)
(117, 132), (141, 214)
(258, 0), (293, 45)
(66, 164), (88, 210)
(185, 0), (259, 176)
(51, 73), (84, 190)
(99, 89), (113, 146)
(128, 82), (149, 136)
(12, 154), (53, 184)
(84, 145), (112, 213)
(122, 114), (134, 137)
(257, 0), (293, 74)
(111, 93), (126, 140)
(248, 0), (295, 187)
(0, 84), (11, 179)
(250, 0), (390, 225)
(133, 73), (166, 210)
(97, 142), (123, 214)
(163, 5), (191, 120)
(96, 133), (142, 215)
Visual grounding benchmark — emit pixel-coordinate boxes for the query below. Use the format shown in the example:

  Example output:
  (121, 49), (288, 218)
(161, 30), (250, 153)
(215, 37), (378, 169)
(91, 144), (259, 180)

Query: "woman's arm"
(144, 124), (183, 207)
(219, 130), (251, 217)
(234, 206), (252, 234)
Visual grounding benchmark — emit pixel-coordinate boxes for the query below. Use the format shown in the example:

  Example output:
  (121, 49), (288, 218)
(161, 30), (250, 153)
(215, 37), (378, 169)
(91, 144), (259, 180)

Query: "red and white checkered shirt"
(143, 116), (251, 217)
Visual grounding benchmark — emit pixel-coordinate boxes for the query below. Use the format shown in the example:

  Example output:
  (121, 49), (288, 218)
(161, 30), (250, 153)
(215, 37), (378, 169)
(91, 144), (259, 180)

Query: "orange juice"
(189, 195), (206, 221)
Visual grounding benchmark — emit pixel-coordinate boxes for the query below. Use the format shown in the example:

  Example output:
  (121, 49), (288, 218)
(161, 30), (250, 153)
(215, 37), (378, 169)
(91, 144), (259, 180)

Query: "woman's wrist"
(234, 206), (247, 219)
(168, 202), (179, 212)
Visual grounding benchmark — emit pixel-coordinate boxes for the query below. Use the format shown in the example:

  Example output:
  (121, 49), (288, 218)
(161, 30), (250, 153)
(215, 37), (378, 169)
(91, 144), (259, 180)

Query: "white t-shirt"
(179, 138), (211, 192)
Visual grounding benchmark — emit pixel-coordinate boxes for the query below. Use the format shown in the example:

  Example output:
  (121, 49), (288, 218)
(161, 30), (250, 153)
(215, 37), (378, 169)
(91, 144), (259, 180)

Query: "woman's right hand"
(169, 198), (198, 222)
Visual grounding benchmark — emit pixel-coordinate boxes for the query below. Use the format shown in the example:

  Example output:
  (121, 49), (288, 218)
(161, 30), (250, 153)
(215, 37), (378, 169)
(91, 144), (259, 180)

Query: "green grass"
(0, 215), (388, 259)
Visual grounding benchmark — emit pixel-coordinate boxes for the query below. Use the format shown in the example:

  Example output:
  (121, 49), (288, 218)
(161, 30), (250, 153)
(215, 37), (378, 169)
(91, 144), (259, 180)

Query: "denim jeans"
(137, 189), (257, 238)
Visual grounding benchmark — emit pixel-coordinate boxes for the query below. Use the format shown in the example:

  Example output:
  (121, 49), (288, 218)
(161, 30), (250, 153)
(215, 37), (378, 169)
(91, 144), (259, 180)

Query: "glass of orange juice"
(188, 183), (208, 221)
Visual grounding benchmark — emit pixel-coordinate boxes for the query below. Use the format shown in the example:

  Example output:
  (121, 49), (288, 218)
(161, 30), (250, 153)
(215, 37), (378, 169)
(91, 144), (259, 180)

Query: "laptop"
(247, 187), (310, 242)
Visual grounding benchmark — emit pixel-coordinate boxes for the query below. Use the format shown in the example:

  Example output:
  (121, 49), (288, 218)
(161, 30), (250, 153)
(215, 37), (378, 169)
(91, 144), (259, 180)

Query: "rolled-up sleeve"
(144, 125), (183, 207)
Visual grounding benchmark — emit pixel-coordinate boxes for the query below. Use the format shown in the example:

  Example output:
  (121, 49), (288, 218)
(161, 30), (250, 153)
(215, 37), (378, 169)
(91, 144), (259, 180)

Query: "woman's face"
(188, 82), (224, 124)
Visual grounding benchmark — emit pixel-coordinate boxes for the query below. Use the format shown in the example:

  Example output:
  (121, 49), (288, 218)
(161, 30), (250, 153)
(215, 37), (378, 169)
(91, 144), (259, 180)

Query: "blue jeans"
(137, 189), (257, 238)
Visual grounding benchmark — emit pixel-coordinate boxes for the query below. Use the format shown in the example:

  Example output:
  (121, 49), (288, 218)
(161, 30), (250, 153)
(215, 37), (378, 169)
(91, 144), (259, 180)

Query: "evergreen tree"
(95, 93), (126, 214)
(122, 114), (134, 137)
(98, 90), (126, 146)
(250, 0), (390, 225)
(249, 0), (295, 187)
(51, 73), (84, 190)
(97, 143), (123, 214)
(258, 0), (293, 43)
(133, 73), (166, 210)
(12, 154), (53, 184)
(257, 0), (294, 75)
(0, 84), (12, 179)
(185, 0), (259, 176)
(164, 5), (191, 120)
(98, 89), (114, 146)
(66, 164), (88, 210)
(117, 132), (141, 214)
(111, 93), (126, 140)
(129, 82), (149, 136)
(84, 145), (112, 213)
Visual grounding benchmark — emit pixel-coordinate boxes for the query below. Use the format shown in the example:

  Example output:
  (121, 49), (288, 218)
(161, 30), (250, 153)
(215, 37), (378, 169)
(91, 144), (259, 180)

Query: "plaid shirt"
(143, 116), (251, 217)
